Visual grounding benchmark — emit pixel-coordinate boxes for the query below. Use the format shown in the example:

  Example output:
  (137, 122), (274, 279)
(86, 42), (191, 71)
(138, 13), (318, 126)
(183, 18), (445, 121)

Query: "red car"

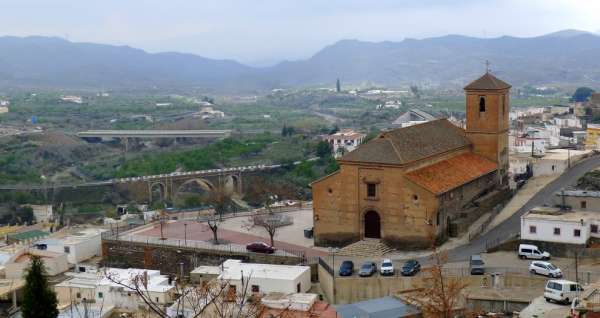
(246, 242), (275, 254)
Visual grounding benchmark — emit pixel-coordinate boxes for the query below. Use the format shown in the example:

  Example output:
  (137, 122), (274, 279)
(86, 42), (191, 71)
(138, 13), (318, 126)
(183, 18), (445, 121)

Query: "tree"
(329, 124), (339, 134)
(206, 180), (236, 221)
(402, 231), (468, 318)
(572, 87), (595, 102)
(245, 213), (291, 247)
(410, 85), (420, 99)
(200, 213), (221, 244)
(316, 140), (332, 158)
(21, 256), (59, 318)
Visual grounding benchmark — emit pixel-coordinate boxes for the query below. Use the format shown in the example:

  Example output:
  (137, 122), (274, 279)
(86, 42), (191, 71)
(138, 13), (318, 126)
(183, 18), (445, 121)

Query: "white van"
(544, 280), (583, 304)
(518, 244), (550, 260)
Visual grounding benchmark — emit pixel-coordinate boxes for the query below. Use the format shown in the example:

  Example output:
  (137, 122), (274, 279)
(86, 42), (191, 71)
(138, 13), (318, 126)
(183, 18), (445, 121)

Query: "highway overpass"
(77, 129), (231, 139)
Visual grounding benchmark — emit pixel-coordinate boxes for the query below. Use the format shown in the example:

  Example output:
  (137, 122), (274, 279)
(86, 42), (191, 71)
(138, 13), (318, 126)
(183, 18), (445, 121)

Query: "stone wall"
(318, 263), (547, 305)
(102, 239), (302, 277)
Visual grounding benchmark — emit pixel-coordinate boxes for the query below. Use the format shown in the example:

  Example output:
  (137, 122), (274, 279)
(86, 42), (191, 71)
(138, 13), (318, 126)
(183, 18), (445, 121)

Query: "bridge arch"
(149, 182), (166, 203)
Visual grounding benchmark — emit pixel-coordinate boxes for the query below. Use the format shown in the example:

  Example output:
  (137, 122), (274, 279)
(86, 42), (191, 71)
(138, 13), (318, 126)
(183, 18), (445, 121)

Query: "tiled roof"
(464, 72), (511, 90)
(405, 152), (497, 194)
(340, 119), (470, 165)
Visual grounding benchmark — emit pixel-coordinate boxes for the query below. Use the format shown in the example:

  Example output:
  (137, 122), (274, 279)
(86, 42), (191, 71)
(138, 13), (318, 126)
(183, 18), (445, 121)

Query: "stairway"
(336, 239), (395, 257)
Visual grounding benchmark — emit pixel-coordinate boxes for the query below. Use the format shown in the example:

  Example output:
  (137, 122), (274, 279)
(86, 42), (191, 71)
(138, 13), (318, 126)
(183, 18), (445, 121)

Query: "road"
(446, 154), (600, 262)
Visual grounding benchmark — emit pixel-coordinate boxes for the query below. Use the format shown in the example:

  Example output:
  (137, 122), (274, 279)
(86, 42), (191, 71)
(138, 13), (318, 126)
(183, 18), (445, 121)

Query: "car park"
(529, 261), (562, 278)
(245, 242), (275, 254)
(518, 244), (550, 260)
(469, 254), (485, 275)
(544, 280), (583, 304)
(380, 259), (395, 276)
(359, 261), (377, 277)
(339, 261), (354, 276)
(401, 260), (421, 276)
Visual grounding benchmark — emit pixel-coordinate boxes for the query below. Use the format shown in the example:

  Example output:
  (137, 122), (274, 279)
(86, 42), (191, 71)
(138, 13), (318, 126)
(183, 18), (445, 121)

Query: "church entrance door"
(364, 210), (381, 239)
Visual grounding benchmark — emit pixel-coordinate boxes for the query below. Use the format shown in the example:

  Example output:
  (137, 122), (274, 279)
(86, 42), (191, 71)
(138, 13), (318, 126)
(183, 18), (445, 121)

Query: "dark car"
(470, 254), (485, 275)
(359, 261), (377, 277)
(339, 261), (354, 276)
(401, 260), (421, 276)
(246, 242), (275, 254)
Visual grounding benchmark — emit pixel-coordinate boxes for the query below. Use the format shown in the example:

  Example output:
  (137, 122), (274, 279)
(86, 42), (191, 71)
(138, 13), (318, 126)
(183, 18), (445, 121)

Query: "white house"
(97, 268), (176, 310)
(27, 204), (53, 223)
(521, 207), (600, 245)
(55, 268), (176, 311)
(34, 228), (106, 264)
(195, 259), (311, 296)
(323, 129), (366, 158)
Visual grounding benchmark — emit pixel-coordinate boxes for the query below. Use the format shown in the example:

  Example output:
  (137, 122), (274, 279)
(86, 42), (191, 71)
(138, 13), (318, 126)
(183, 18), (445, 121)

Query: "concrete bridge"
(112, 164), (282, 202)
(0, 164), (283, 203)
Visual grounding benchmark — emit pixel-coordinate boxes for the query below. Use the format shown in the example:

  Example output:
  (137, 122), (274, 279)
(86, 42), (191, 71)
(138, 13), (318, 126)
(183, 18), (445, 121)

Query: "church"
(311, 72), (512, 249)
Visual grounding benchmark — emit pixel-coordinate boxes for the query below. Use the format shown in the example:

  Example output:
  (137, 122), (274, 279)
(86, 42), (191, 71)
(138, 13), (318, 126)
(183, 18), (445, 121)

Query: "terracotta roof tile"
(405, 152), (497, 194)
(464, 72), (511, 90)
(340, 119), (470, 165)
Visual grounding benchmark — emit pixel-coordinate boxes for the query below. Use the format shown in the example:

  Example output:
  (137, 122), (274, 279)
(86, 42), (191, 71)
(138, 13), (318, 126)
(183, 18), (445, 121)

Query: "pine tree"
(21, 255), (58, 318)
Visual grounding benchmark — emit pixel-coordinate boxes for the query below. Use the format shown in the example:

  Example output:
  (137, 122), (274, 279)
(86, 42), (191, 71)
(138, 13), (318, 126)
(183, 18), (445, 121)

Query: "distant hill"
(0, 31), (600, 91)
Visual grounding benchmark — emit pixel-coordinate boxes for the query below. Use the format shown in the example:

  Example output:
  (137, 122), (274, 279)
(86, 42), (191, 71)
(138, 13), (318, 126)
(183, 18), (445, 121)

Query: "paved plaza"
(130, 209), (328, 257)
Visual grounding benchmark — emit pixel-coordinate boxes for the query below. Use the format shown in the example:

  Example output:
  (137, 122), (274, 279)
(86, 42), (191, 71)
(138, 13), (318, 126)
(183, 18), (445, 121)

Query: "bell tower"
(464, 71), (511, 184)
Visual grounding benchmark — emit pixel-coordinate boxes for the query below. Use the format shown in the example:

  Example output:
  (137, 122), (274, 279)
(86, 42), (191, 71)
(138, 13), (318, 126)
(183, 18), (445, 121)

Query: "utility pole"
(184, 223), (187, 246)
(575, 248), (579, 284)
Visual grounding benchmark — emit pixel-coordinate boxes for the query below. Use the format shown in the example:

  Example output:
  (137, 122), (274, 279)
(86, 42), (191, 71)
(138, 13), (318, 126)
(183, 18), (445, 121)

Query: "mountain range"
(0, 30), (599, 91)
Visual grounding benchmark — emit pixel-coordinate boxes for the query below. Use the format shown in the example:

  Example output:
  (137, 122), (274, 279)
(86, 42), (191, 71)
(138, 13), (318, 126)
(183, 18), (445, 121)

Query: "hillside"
(0, 31), (600, 91)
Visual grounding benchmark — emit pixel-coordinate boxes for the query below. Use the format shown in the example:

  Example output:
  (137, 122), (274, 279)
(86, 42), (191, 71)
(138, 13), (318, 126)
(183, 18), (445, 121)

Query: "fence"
(102, 229), (318, 265)
(319, 257), (334, 276)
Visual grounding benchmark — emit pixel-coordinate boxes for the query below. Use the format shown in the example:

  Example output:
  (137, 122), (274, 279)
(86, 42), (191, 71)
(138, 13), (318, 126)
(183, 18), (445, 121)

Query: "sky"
(2, 0), (600, 66)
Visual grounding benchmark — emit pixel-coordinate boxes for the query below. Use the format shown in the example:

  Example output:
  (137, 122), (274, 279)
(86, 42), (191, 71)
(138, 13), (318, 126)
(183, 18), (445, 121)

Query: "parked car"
(544, 280), (583, 304)
(529, 261), (562, 278)
(469, 254), (485, 275)
(518, 244), (550, 260)
(339, 261), (354, 276)
(380, 259), (395, 276)
(359, 261), (377, 277)
(245, 242), (275, 254)
(401, 260), (421, 276)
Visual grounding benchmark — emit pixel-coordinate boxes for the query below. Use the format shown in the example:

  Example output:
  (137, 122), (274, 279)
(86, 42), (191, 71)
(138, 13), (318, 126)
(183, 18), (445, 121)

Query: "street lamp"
(184, 223), (188, 246)
(328, 247), (339, 303)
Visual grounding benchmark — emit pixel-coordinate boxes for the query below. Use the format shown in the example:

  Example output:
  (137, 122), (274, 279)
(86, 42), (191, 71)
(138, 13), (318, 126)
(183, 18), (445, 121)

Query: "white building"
(195, 106), (225, 120)
(35, 228), (106, 264)
(323, 129), (366, 158)
(60, 95), (83, 104)
(521, 207), (600, 245)
(55, 268), (176, 311)
(26, 204), (53, 223)
(195, 259), (311, 296)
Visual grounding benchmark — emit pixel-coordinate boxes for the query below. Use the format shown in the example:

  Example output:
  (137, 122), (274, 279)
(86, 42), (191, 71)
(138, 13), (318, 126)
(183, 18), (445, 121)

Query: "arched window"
(479, 96), (486, 112)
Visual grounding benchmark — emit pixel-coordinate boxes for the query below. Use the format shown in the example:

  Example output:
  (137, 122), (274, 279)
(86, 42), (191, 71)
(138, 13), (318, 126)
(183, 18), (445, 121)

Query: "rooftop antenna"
(485, 60), (491, 73)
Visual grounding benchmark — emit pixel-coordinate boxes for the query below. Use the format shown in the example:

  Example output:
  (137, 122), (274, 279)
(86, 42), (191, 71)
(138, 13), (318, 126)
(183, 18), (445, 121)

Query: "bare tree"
(206, 179), (236, 221)
(244, 213), (291, 247)
(402, 229), (468, 318)
(200, 212), (221, 245)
